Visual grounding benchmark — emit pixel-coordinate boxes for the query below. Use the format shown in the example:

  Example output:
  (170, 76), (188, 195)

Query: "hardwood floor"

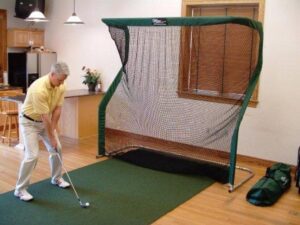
(0, 136), (299, 225)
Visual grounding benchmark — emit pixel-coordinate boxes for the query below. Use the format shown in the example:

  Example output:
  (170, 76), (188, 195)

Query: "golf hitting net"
(99, 17), (263, 191)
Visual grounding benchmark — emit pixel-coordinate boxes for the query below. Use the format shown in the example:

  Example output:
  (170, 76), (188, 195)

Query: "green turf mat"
(0, 159), (214, 225)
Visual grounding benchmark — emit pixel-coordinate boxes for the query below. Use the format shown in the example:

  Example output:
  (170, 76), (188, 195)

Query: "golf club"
(56, 152), (90, 208)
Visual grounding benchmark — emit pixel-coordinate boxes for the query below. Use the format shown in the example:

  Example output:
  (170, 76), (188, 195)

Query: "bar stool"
(0, 93), (20, 146)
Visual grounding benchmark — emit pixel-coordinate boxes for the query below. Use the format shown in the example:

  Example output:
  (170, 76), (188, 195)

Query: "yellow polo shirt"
(22, 74), (66, 121)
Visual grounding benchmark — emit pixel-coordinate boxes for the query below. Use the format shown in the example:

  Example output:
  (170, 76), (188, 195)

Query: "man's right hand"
(41, 114), (58, 150)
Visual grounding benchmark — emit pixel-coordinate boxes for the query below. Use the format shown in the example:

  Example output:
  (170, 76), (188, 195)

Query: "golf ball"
(86, 202), (90, 206)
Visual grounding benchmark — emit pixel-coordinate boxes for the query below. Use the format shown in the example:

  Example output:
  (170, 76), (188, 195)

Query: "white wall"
(44, 0), (181, 91)
(2, 0), (300, 165)
(239, 0), (300, 165)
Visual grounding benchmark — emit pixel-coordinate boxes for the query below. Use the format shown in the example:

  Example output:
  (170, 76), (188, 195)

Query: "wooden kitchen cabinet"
(29, 30), (44, 47)
(60, 90), (104, 140)
(7, 28), (44, 48)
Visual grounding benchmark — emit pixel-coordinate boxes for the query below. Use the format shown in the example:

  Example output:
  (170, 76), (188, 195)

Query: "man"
(14, 62), (71, 201)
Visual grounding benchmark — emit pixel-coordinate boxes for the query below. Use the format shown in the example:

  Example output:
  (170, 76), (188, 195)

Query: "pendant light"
(64, 0), (84, 25)
(25, 0), (48, 22)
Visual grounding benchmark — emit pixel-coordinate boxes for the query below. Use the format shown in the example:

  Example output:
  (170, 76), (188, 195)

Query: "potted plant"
(82, 66), (101, 92)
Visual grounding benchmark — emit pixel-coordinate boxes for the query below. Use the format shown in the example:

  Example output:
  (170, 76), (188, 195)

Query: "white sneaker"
(14, 189), (34, 202)
(51, 178), (70, 188)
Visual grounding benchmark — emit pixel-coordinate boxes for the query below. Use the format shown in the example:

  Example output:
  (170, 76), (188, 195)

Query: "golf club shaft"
(53, 130), (82, 203)
(56, 153), (81, 201)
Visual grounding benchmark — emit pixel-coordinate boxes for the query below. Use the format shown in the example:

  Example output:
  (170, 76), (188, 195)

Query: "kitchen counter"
(0, 86), (23, 91)
(60, 89), (105, 140)
(0, 89), (105, 142)
(65, 89), (104, 98)
(0, 89), (104, 103)
(0, 94), (25, 103)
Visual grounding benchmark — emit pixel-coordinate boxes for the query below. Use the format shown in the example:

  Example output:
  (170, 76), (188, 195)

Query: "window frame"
(180, 0), (265, 107)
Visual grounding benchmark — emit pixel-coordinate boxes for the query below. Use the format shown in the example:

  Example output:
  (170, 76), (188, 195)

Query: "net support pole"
(97, 68), (124, 158)
(228, 165), (254, 192)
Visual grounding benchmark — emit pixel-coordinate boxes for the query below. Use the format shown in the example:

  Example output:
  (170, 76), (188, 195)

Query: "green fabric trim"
(98, 68), (124, 155)
(124, 27), (130, 67)
(229, 21), (264, 186)
(102, 16), (261, 30)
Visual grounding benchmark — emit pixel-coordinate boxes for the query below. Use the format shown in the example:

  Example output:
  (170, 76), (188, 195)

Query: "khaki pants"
(15, 115), (63, 192)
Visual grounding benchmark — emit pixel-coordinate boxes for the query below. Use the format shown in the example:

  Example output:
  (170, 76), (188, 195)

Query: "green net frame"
(98, 17), (263, 191)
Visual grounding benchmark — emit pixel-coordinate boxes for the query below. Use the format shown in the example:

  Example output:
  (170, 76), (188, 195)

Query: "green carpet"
(0, 159), (214, 225)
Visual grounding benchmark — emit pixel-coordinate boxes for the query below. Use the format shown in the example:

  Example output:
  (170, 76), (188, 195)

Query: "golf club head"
(80, 201), (90, 208)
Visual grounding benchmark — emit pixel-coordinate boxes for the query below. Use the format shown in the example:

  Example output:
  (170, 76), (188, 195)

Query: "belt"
(22, 114), (43, 123)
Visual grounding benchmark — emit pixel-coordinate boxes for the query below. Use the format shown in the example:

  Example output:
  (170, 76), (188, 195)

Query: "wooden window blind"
(180, 0), (265, 107)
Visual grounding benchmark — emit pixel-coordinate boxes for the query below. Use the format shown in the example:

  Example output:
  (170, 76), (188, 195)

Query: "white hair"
(51, 62), (70, 76)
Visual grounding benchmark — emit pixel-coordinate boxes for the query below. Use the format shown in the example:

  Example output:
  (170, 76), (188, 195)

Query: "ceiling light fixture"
(25, 0), (48, 22)
(64, 0), (84, 25)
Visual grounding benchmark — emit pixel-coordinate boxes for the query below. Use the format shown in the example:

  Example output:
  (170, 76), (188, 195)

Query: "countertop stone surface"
(0, 89), (105, 103)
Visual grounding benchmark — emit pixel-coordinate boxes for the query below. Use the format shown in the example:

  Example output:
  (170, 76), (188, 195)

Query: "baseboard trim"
(237, 153), (296, 172)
